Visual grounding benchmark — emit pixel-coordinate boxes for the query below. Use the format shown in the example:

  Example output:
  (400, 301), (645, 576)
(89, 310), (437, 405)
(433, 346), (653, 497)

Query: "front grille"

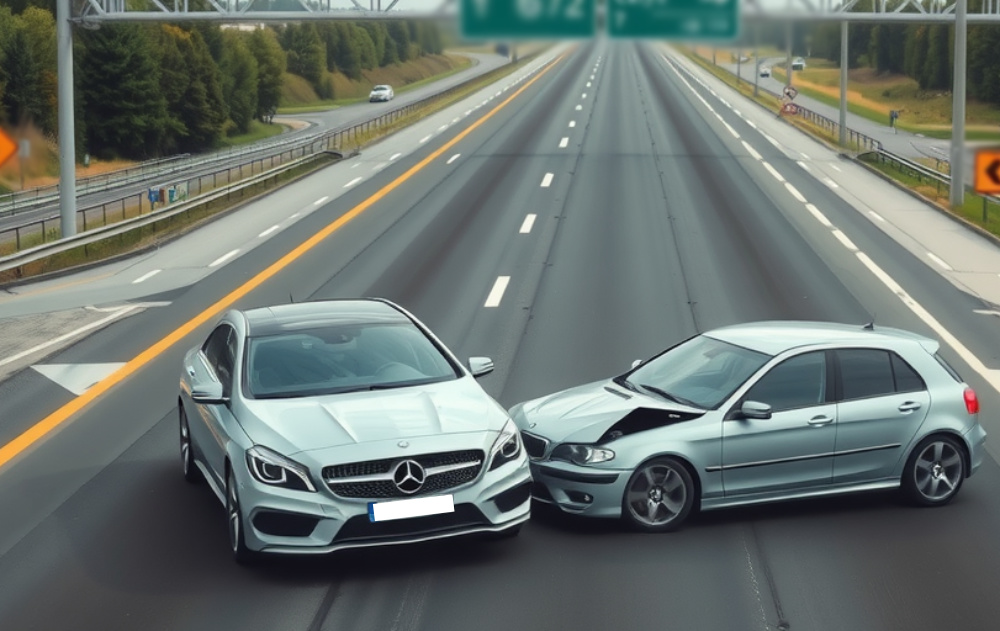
(522, 432), (549, 459)
(334, 503), (488, 543)
(323, 449), (485, 499)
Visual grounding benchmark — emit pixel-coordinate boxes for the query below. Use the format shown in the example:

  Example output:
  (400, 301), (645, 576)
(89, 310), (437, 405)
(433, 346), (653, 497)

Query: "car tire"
(901, 435), (967, 507)
(621, 457), (695, 533)
(179, 405), (202, 484)
(226, 469), (257, 565)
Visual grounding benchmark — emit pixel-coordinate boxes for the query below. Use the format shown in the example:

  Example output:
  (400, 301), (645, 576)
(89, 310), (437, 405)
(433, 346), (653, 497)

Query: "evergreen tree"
(18, 7), (56, 134)
(220, 30), (258, 135)
(247, 27), (286, 121)
(334, 23), (362, 80)
(1, 26), (44, 127)
(386, 21), (409, 63)
(923, 25), (951, 90)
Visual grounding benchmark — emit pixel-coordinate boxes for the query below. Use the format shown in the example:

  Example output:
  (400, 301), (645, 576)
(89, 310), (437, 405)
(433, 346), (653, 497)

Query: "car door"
(195, 324), (238, 487)
(722, 351), (837, 497)
(832, 348), (930, 483)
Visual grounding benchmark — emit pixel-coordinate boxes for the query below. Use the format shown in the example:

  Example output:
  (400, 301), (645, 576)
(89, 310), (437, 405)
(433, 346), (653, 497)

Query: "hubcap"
(914, 441), (963, 501)
(627, 464), (687, 526)
(228, 480), (240, 552)
(180, 415), (190, 473)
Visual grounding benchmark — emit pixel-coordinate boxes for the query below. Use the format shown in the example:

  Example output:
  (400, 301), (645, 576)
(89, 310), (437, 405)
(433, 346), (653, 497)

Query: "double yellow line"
(0, 52), (567, 473)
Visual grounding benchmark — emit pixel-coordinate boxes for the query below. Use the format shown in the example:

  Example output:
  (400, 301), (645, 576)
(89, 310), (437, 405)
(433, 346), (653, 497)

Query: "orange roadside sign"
(974, 149), (1000, 195)
(0, 129), (16, 169)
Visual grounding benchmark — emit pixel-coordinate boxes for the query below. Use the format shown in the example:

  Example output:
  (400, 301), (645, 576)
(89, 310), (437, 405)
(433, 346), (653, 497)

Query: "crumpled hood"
(239, 378), (506, 456)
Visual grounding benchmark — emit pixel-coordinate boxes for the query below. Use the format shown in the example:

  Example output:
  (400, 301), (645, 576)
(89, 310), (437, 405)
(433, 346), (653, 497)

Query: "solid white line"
(785, 183), (807, 203)
(832, 229), (858, 251)
(742, 141), (762, 160)
(830, 164), (842, 172)
(447, 154), (461, 164)
(420, 135), (432, 143)
(132, 269), (161, 285)
(559, 137), (569, 148)
(856, 252), (1000, 393)
(344, 177), (363, 188)
(390, 153), (401, 161)
(541, 173), (554, 187)
(209, 249), (240, 268)
(762, 161), (785, 182)
(258, 225), (280, 238)
(927, 252), (954, 271)
(0, 306), (141, 368)
(797, 161), (811, 172)
(823, 177), (839, 189)
(805, 203), (833, 227)
(868, 211), (886, 223)
(519, 214), (537, 234)
(569, 121), (576, 128)
(314, 196), (329, 205)
(484, 276), (510, 308)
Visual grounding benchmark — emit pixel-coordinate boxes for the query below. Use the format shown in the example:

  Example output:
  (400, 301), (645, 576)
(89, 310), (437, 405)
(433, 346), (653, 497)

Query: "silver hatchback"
(511, 322), (987, 532)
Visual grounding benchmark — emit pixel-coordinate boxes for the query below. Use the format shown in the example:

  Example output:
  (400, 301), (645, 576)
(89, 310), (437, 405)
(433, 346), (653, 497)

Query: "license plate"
(368, 495), (455, 523)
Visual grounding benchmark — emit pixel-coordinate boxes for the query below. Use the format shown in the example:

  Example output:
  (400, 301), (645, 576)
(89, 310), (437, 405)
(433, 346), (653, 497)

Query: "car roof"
(705, 321), (936, 356)
(373, 85), (390, 89)
(242, 299), (410, 337)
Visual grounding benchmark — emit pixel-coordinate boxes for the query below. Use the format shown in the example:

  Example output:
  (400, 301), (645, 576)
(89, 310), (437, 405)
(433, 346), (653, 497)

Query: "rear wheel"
(621, 457), (695, 532)
(902, 435), (966, 506)
(179, 406), (201, 484)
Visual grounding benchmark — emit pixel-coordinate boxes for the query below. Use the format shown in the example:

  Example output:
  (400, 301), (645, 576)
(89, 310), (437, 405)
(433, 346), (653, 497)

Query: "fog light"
(565, 491), (594, 504)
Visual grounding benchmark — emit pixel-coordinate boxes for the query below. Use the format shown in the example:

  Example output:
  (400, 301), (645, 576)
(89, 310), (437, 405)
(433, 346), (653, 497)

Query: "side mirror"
(631, 359), (644, 369)
(468, 357), (494, 378)
(191, 380), (227, 405)
(741, 400), (772, 420)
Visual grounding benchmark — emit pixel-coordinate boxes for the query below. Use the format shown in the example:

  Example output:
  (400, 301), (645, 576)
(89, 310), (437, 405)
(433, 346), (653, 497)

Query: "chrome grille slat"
(323, 450), (485, 499)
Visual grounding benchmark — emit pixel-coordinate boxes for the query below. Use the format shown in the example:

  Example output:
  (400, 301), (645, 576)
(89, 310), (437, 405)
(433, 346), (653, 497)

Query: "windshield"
(624, 335), (771, 410)
(373, 86), (389, 91)
(244, 322), (460, 399)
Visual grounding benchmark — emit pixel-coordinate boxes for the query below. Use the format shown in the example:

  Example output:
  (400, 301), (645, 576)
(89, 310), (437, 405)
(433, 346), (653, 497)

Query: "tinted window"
(246, 322), (460, 399)
(744, 351), (827, 412)
(202, 326), (230, 373)
(838, 349), (895, 400)
(891, 353), (925, 392)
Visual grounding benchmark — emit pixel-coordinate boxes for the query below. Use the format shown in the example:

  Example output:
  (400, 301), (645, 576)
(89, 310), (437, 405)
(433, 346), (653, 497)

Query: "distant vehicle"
(511, 321), (987, 533)
(759, 67), (771, 78)
(369, 85), (394, 102)
(179, 298), (530, 562)
(791, 57), (806, 71)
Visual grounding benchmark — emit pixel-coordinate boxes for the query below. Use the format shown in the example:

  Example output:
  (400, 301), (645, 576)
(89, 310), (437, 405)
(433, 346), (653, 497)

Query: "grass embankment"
(278, 53), (474, 113)
(218, 120), (285, 147)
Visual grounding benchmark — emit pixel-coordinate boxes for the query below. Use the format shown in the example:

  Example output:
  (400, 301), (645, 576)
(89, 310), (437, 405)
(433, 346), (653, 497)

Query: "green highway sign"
(460, 0), (596, 39)
(607, 0), (739, 40)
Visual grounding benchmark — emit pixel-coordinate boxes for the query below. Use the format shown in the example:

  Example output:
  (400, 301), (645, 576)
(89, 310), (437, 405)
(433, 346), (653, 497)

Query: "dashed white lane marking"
(132, 269), (161, 284)
(582, 93), (588, 99)
(447, 154), (461, 165)
(420, 135), (432, 143)
(823, 177), (839, 189)
(856, 252), (1000, 393)
(541, 173), (554, 187)
(372, 162), (387, 171)
(720, 98), (731, 108)
(746, 119), (757, 129)
(569, 121), (576, 128)
(314, 196), (329, 205)
(869, 211), (886, 223)
(763, 134), (782, 149)
(559, 137), (570, 148)
(344, 177), (363, 188)
(830, 164), (842, 172)
(290, 213), (300, 219)
(452, 117), (460, 124)
(464, 110), (472, 116)
(590, 75), (595, 80)
(484, 276), (511, 308)
(785, 183), (807, 203)
(520, 214), (537, 234)
(762, 161), (785, 182)
(722, 121), (740, 138)
(927, 252), (954, 271)
(801, 152), (810, 159)
(438, 125), (448, 132)
(587, 82), (592, 87)
(742, 141), (762, 160)
(832, 229), (858, 251)
(390, 153), (401, 161)
(209, 249), (240, 268)
(351, 163), (361, 169)
(258, 225), (280, 238)
(797, 160), (811, 172)
(733, 109), (741, 117)
(805, 203), (833, 227)
(576, 105), (583, 111)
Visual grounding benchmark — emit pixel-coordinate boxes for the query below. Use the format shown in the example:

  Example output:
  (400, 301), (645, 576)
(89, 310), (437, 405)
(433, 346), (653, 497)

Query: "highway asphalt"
(1, 40), (1000, 631)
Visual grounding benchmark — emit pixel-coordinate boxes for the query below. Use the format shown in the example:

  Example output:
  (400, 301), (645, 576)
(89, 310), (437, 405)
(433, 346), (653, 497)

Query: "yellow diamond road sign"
(0, 129), (16, 169)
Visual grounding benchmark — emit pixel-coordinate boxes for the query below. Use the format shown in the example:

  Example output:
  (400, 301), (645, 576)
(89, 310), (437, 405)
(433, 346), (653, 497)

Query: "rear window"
(933, 352), (964, 383)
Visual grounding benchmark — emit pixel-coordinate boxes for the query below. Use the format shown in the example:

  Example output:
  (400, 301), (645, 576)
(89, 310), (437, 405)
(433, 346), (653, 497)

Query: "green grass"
(218, 121), (285, 148)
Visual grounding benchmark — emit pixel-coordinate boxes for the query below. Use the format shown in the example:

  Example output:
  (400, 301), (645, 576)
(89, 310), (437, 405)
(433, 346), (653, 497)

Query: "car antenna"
(863, 312), (876, 330)
(289, 293), (295, 304)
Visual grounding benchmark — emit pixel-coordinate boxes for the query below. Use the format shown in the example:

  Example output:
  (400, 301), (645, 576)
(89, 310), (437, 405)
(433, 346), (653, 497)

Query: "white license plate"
(368, 495), (455, 523)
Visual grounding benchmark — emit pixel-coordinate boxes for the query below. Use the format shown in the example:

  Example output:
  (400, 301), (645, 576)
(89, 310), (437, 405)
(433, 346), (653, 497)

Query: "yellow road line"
(0, 52), (567, 474)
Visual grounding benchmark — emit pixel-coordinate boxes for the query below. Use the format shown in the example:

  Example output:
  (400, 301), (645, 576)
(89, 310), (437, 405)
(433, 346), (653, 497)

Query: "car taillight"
(964, 387), (979, 415)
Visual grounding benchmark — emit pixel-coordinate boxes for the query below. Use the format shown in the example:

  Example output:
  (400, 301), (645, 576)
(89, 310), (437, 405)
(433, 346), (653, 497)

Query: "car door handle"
(807, 415), (834, 426)
(898, 401), (922, 413)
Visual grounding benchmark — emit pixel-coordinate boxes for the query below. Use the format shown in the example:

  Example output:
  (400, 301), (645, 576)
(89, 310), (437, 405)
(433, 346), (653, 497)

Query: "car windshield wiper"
(612, 375), (641, 393)
(637, 384), (702, 409)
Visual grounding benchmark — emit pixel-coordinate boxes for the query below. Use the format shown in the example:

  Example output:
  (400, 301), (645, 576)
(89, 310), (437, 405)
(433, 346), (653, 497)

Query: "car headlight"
(551, 444), (615, 466)
(246, 445), (316, 492)
(489, 419), (523, 471)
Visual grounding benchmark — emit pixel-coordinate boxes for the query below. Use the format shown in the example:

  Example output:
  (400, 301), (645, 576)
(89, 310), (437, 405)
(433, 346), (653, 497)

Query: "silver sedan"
(179, 298), (530, 562)
(511, 321), (987, 532)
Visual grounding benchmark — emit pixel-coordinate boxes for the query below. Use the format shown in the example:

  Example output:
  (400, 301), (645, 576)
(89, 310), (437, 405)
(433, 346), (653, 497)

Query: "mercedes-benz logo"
(392, 459), (426, 494)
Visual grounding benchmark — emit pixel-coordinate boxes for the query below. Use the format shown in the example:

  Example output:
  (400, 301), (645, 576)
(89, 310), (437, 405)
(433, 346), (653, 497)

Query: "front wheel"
(902, 435), (967, 506)
(179, 406), (201, 484)
(621, 457), (695, 533)
(227, 470), (257, 564)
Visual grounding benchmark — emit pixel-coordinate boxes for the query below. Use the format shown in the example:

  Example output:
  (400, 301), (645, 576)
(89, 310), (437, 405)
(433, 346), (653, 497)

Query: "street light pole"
(839, 21), (848, 147)
(56, 0), (77, 238)
(950, 0), (968, 208)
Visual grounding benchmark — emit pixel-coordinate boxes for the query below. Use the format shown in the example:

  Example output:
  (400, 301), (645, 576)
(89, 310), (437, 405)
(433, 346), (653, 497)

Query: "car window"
(202, 325), (229, 374)
(890, 353), (925, 393)
(744, 351), (827, 412)
(246, 322), (460, 399)
(837, 349), (895, 400)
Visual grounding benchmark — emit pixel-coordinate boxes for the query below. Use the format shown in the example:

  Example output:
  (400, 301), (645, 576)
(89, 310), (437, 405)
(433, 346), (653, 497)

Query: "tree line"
(0, 2), (445, 160)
